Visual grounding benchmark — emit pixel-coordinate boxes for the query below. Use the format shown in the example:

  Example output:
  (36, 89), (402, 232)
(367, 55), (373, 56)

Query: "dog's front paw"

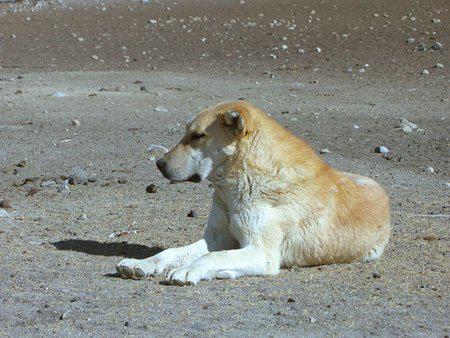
(166, 265), (211, 285)
(116, 258), (159, 280)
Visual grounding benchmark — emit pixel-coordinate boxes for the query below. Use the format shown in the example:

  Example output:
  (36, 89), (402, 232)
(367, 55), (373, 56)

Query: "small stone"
(58, 180), (71, 195)
(52, 91), (66, 98)
(146, 184), (157, 193)
(406, 37), (415, 44)
(77, 213), (88, 221)
(187, 210), (197, 218)
(88, 177), (97, 183)
(399, 117), (418, 132)
(124, 321), (130, 327)
(434, 63), (444, 68)
(372, 271), (381, 278)
(287, 297), (296, 303)
(297, 48), (305, 54)
(71, 118), (81, 126)
(91, 55), (99, 60)
(319, 148), (331, 154)
(59, 310), (71, 320)
(314, 47), (322, 53)
(431, 18), (441, 23)
(431, 42), (443, 50)
(309, 317), (317, 323)
(41, 180), (57, 188)
(69, 167), (88, 184)
(16, 160), (26, 168)
(140, 86), (147, 92)
(421, 69), (429, 75)
(425, 166), (434, 174)
(154, 106), (168, 113)
(353, 125), (360, 129)
(15, 90), (23, 95)
(117, 179), (128, 184)
(0, 209), (10, 218)
(77, 37), (84, 42)
(375, 146), (389, 155)
(26, 188), (39, 197)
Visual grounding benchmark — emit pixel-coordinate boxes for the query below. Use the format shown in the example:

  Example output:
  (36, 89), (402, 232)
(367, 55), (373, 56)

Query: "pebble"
(147, 144), (169, 160)
(187, 210), (198, 218)
(140, 86), (147, 92)
(406, 37), (415, 44)
(399, 117), (418, 133)
(41, 180), (57, 188)
(431, 42), (443, 50)
(52, 91), (66, 98)
(309, 317), (317, 323)
(154, 106), (168, 113)
(375, 146), (389, 155)
(146, 184), (157, 193)
(69, 167), (88, 184)
(319, 148), (331, 154)
(421, 69), (429, 75)
(77, 213), (88, 221)
(117, 179), (128, 184)
(0, 209), (10, 218)
(434, 63), (444, 68)
(71, 118), (81, 126)
(58, 180), (71, 195)
(372, 271), (381, 278)
(425, 166), (434, 174)
(91, 55), (99, 60)
(297, 48), (305, 54)
(431, 18), (441, 23)
(314, 47), (322, 53)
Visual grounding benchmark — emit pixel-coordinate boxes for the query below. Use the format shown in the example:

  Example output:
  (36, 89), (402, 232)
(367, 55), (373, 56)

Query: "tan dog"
(116, 101), (390, 284)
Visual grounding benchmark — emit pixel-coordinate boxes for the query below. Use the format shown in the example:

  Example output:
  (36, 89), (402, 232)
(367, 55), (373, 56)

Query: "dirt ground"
(0, 0), (449, 337)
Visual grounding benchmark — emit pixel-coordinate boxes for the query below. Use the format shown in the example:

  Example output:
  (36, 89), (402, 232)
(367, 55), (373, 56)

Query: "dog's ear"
(223, 109), (252, 137)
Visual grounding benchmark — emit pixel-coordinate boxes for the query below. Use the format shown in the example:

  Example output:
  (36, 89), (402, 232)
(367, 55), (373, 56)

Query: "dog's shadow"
(51, 239), (163, 259)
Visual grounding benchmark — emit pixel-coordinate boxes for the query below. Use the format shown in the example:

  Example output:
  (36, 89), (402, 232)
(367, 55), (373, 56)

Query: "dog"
(116, 100), (390, 285)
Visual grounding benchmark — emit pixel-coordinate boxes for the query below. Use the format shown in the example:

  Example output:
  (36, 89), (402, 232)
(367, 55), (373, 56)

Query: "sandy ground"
(0, 0), (449, 337)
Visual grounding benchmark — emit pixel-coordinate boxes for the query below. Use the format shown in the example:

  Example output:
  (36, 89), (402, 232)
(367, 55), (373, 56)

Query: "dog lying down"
(116, 100), (390, 285)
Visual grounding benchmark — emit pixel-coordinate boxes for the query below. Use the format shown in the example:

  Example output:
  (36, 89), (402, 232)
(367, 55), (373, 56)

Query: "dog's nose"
(156, 158), (165, 171)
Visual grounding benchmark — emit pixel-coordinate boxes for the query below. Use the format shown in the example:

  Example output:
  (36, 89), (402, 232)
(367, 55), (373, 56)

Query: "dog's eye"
(191, 133), (206, 141)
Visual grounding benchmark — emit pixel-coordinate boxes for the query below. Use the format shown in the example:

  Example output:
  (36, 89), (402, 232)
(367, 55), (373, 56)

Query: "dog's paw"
(116, 258), (161, 280)
(166, 265), (211, 285)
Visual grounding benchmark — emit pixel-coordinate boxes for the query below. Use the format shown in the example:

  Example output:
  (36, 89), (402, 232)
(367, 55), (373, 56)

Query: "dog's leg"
(116, 240), (208, 279)
(167, 246), (279, 285)
(116, 194), (236, 279)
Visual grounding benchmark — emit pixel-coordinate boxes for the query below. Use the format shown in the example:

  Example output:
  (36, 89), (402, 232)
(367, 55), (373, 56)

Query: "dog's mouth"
(187, 173), (202, 183)
(165, 173), (202, 184)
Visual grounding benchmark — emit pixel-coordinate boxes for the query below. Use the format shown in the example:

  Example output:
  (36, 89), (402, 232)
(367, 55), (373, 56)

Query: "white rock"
(314, 47), (322, 53)
(0, 209), (10, 218)
(319, 148), (331, 154)
(431, 42), (443, 50)
(431, 18), (441, 23)
(353, 125), (360, 129)
(41, 180), (57, 188)
(421, 69), (429, 75)
(434, 63), (444, 68)
(147, 144), (169, 160)
(375, 146), (389, 155)
(297, 48), (305, 54)
(281, 44), (288, 50)
(425, 166), (434, 174)
(58, 180), (71, 195)
(406, 37), (416, 44)
(91, 55), (99, 60)
(52, 91), (66, 98)
(154, 106), (168, 113)
(71, 118), (81, 126)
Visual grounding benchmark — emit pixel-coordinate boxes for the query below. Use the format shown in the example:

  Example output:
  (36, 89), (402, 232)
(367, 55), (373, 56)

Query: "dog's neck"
(210, 126), (327, 204)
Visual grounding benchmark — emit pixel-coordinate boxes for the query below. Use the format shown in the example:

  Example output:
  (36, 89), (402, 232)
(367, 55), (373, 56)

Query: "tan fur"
(117, 100), (391, 284)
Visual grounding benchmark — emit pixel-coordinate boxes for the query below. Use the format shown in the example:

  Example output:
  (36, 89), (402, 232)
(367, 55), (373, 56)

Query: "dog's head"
(156, 101), (254, 183)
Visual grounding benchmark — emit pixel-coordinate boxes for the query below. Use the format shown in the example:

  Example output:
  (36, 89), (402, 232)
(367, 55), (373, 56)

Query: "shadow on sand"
(51, 239), (164, 259)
